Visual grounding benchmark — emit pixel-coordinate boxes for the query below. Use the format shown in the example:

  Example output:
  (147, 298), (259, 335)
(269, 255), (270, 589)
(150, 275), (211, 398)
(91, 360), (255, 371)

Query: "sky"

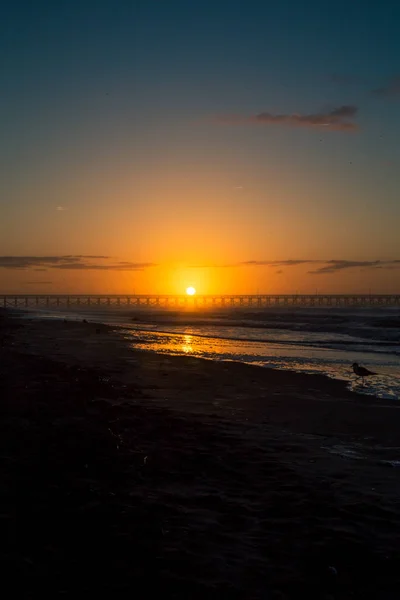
(1, 0), (400, 294)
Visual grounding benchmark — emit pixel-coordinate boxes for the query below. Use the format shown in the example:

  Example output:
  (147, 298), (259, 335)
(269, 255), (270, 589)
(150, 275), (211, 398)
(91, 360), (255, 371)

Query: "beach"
(2, 312), (400, 598)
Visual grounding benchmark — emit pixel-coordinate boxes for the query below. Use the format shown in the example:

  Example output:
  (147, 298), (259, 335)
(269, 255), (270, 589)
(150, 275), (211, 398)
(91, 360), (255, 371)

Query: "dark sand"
(1, 312), (400, 598)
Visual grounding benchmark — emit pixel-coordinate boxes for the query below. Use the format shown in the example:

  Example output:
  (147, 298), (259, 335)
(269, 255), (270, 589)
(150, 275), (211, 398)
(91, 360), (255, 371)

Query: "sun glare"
(186, 286), (196, 296)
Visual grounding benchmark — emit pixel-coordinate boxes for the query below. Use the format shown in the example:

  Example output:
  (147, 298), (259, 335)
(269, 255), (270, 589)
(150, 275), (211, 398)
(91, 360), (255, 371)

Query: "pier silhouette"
(2, 294), (400, 309)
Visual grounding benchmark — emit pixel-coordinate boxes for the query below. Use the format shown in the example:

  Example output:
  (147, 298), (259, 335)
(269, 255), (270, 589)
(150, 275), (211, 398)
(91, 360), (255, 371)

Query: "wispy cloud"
(309, 260), (400, 274)
(5, 256), (397, 275)
(23, 281), (53, 285)
(56, 206), (67, 211)
(190, 259), (400, 274)
(0, 256), (157, 271)
(217, 105), (359, 132)
(242, 260), (318, 267)
(372, 76), (400, 98)
(189, 260), (320, 268)
(55, 261), (156, 271)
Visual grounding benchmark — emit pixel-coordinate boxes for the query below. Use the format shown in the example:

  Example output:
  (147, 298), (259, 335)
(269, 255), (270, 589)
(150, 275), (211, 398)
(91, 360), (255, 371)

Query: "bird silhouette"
(352, 362), (376, 383)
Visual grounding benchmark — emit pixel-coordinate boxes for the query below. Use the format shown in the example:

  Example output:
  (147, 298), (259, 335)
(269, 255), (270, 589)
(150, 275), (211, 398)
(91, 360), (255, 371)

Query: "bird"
(352, 362), (376, 383)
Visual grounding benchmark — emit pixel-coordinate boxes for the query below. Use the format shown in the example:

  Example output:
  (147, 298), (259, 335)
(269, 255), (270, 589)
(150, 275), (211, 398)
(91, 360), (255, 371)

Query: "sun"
(186, 286), (196, 296)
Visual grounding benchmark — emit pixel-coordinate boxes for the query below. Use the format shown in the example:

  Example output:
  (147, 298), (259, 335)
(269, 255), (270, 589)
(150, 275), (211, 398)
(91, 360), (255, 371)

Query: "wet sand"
(1, 312), (400, 598)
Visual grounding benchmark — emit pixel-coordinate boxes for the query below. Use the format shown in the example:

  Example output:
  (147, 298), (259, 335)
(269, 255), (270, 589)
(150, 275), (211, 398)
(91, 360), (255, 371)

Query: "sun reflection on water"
(181, 334), (193, 354)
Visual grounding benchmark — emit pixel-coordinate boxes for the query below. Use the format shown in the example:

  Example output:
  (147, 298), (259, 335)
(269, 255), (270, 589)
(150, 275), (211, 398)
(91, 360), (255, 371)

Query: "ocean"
(25, 306), (400, 400)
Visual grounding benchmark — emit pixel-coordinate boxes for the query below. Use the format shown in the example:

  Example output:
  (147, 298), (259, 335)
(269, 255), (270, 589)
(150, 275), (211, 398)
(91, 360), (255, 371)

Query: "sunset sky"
(1, 0), (400, 294)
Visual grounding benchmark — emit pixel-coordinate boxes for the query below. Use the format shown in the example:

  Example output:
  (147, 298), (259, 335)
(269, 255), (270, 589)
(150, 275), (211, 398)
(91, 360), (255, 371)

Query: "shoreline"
(13, 308), (400, 403)
(2, 311), (400, 597)
(11, 308), (395, 399)
(7, 309), (371, 396)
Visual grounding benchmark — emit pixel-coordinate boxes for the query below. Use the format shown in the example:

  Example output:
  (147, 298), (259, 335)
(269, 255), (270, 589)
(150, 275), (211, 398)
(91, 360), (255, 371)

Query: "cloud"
(252, 106), (358, 131)
(218, 105), (359, 132)
(309, 260), (400, 274)
(62, 255), (110, 259)
(372, 76), (400, 98)
(190, 259), (400, 274)
(242, 260), (318, 267)
(23, 281), (53, 285)
(55, 261), (156, 271)
(275, 270), (283, 274)
(0, 256), (157, 271)
(56, 206), (67, 211)
(190, 260), (321, 269)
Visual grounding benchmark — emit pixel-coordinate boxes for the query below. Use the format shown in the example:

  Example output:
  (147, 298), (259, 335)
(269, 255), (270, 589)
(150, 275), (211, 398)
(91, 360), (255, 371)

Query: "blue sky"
(1, 0), (400, 292)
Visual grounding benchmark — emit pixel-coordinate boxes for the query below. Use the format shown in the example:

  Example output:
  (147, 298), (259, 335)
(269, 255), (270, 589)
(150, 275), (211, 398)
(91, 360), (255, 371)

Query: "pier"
(2, 294), (400, 309)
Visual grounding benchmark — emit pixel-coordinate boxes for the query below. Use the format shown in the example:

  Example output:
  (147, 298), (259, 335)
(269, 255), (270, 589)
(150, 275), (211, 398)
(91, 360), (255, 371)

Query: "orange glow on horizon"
(2, 259), (399, 296)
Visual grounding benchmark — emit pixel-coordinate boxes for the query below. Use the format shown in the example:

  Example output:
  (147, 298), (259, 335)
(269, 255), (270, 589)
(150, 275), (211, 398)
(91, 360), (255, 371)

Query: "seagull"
(352, 362), (376, 383)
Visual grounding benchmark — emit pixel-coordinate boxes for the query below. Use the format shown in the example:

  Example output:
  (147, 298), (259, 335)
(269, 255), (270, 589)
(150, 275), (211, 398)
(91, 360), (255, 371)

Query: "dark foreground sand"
(1, 312), (400, 599)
